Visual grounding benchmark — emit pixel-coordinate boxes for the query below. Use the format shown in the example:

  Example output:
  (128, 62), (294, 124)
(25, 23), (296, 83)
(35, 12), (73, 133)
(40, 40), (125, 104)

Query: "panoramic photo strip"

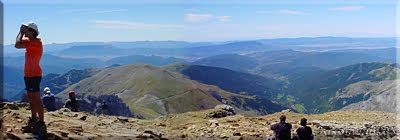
(1, 0), (399, 139)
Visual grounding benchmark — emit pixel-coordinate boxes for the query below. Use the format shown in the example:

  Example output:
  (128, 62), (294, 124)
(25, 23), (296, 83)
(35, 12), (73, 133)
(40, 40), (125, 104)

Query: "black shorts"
(24, 76), (41, 92)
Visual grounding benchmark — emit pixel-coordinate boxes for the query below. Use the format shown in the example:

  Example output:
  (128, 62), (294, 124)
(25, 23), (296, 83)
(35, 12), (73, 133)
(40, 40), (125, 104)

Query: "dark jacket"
(65, 98), (80, 112)
(101, 102), (108, 114)
(42, 94), (56, 111)
(271, 121), (292, 140)
(296, 126), (313, 140)
(101, 103), (108, 110)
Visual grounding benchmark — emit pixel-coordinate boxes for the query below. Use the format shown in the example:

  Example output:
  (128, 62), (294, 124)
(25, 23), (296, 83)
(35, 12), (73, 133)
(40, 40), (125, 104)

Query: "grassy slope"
(290, 62), (398, 113)
(58, 64), (287, 119)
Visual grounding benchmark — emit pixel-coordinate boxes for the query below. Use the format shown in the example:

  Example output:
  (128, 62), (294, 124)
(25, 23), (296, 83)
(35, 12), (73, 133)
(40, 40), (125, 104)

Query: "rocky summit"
(1, 102), (399, 140)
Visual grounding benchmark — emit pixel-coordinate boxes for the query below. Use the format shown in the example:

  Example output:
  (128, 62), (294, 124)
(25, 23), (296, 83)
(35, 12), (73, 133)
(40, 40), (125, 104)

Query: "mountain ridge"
(56, 64), (289, 119)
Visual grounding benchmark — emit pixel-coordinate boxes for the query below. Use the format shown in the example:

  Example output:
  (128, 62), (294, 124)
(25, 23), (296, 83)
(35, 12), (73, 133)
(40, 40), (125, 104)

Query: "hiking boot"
(22, 117), (37, 133)
(33, 120), (48, 140)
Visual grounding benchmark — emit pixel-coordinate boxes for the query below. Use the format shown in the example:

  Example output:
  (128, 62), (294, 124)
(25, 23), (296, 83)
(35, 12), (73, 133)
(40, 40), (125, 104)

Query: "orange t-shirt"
(23, 38), (43, 77)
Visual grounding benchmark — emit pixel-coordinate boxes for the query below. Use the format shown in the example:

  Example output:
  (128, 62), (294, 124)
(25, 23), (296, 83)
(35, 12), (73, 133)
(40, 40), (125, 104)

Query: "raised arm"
(15, 25), (27, 49)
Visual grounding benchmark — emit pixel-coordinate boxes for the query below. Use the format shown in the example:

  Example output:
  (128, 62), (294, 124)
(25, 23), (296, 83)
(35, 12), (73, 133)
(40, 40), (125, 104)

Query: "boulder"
(209, 120), (219, 128)
(117, 117), (129, 123)
(215, 104), (235, 112)
(281, 109), (292, 113)
(143, 129), (165, 139)
(79, 115), (87, 121)
(59, 108), (71, 112)
(2, 102), (19, 110)
(207, 105), (236, 118)
(233, 132), (241, 136)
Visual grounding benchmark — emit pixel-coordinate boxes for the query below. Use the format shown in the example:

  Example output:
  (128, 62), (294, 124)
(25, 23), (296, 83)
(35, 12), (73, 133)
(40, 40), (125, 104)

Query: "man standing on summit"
(15, 22), (47, 139)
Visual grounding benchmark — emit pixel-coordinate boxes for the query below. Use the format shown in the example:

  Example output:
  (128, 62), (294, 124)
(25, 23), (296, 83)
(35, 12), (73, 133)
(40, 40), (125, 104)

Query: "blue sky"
(2, 0), (397, 45)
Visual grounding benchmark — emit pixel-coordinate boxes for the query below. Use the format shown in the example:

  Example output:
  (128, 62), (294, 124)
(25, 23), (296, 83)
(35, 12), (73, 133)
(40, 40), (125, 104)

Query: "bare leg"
(32, 92), (44, 121)
(27, 92), (37, 119)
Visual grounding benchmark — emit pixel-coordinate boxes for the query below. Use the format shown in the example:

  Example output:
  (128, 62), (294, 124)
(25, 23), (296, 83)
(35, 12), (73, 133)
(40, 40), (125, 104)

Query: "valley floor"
(1, 102), (398, 140)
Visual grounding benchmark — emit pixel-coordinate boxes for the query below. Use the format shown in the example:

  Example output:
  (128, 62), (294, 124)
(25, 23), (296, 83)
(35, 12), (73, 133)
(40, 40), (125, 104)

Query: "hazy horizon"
(3, 36), (397, 46)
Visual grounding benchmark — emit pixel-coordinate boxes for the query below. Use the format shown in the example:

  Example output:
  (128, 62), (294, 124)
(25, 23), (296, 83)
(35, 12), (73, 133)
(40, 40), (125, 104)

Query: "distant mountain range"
(194, 49), (396, 82)
(190, 48), (397, 113)
(4, 54), (187, 75)
(256, 37), (395, 51)
(106, 55), (186, 66)
(3, 37), (398, 117)
(192, 54), (259, 73)
(4, 54), (104, 74)
(4, 37), (395, 59)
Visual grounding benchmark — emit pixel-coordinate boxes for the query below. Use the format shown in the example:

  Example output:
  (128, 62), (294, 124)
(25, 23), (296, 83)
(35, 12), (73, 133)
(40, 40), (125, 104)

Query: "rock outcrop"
(206, 105), (236, 118)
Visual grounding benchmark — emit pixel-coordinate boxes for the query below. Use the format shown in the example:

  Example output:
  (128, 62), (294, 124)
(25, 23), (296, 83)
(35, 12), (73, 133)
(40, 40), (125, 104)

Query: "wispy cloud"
(279, 9), (307, 15)
(329, 6), (364, 11)
(59, 9), (128, 14)
(59, 9), (94, 14)
(257, 9), (307, 15)
(184, 13), (231, 23)
(93, 20), (182, 30)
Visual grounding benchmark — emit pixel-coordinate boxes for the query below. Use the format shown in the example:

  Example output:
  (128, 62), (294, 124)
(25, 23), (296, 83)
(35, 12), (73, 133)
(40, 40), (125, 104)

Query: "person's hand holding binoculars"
(20, 25), (29, 34)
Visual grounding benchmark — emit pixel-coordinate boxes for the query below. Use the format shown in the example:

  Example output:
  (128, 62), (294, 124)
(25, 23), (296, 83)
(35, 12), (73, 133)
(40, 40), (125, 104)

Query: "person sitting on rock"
(42, 87), (56, 111)
(296, 118), (313, 140)
(271, 115), (292, 140)
(101, 100), (108, 115)
(64, 91), (80, 112)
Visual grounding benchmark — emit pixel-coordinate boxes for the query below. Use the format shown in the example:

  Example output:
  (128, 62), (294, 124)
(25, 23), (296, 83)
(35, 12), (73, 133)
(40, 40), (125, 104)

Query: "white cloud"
(184, 13), (231, 23)
(329, 6), (364, 11)
(279, 9), (307, 15)
(91, 9), (128, 14)
(185, 13), (214, 23)
(93, 20), (182, 30)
